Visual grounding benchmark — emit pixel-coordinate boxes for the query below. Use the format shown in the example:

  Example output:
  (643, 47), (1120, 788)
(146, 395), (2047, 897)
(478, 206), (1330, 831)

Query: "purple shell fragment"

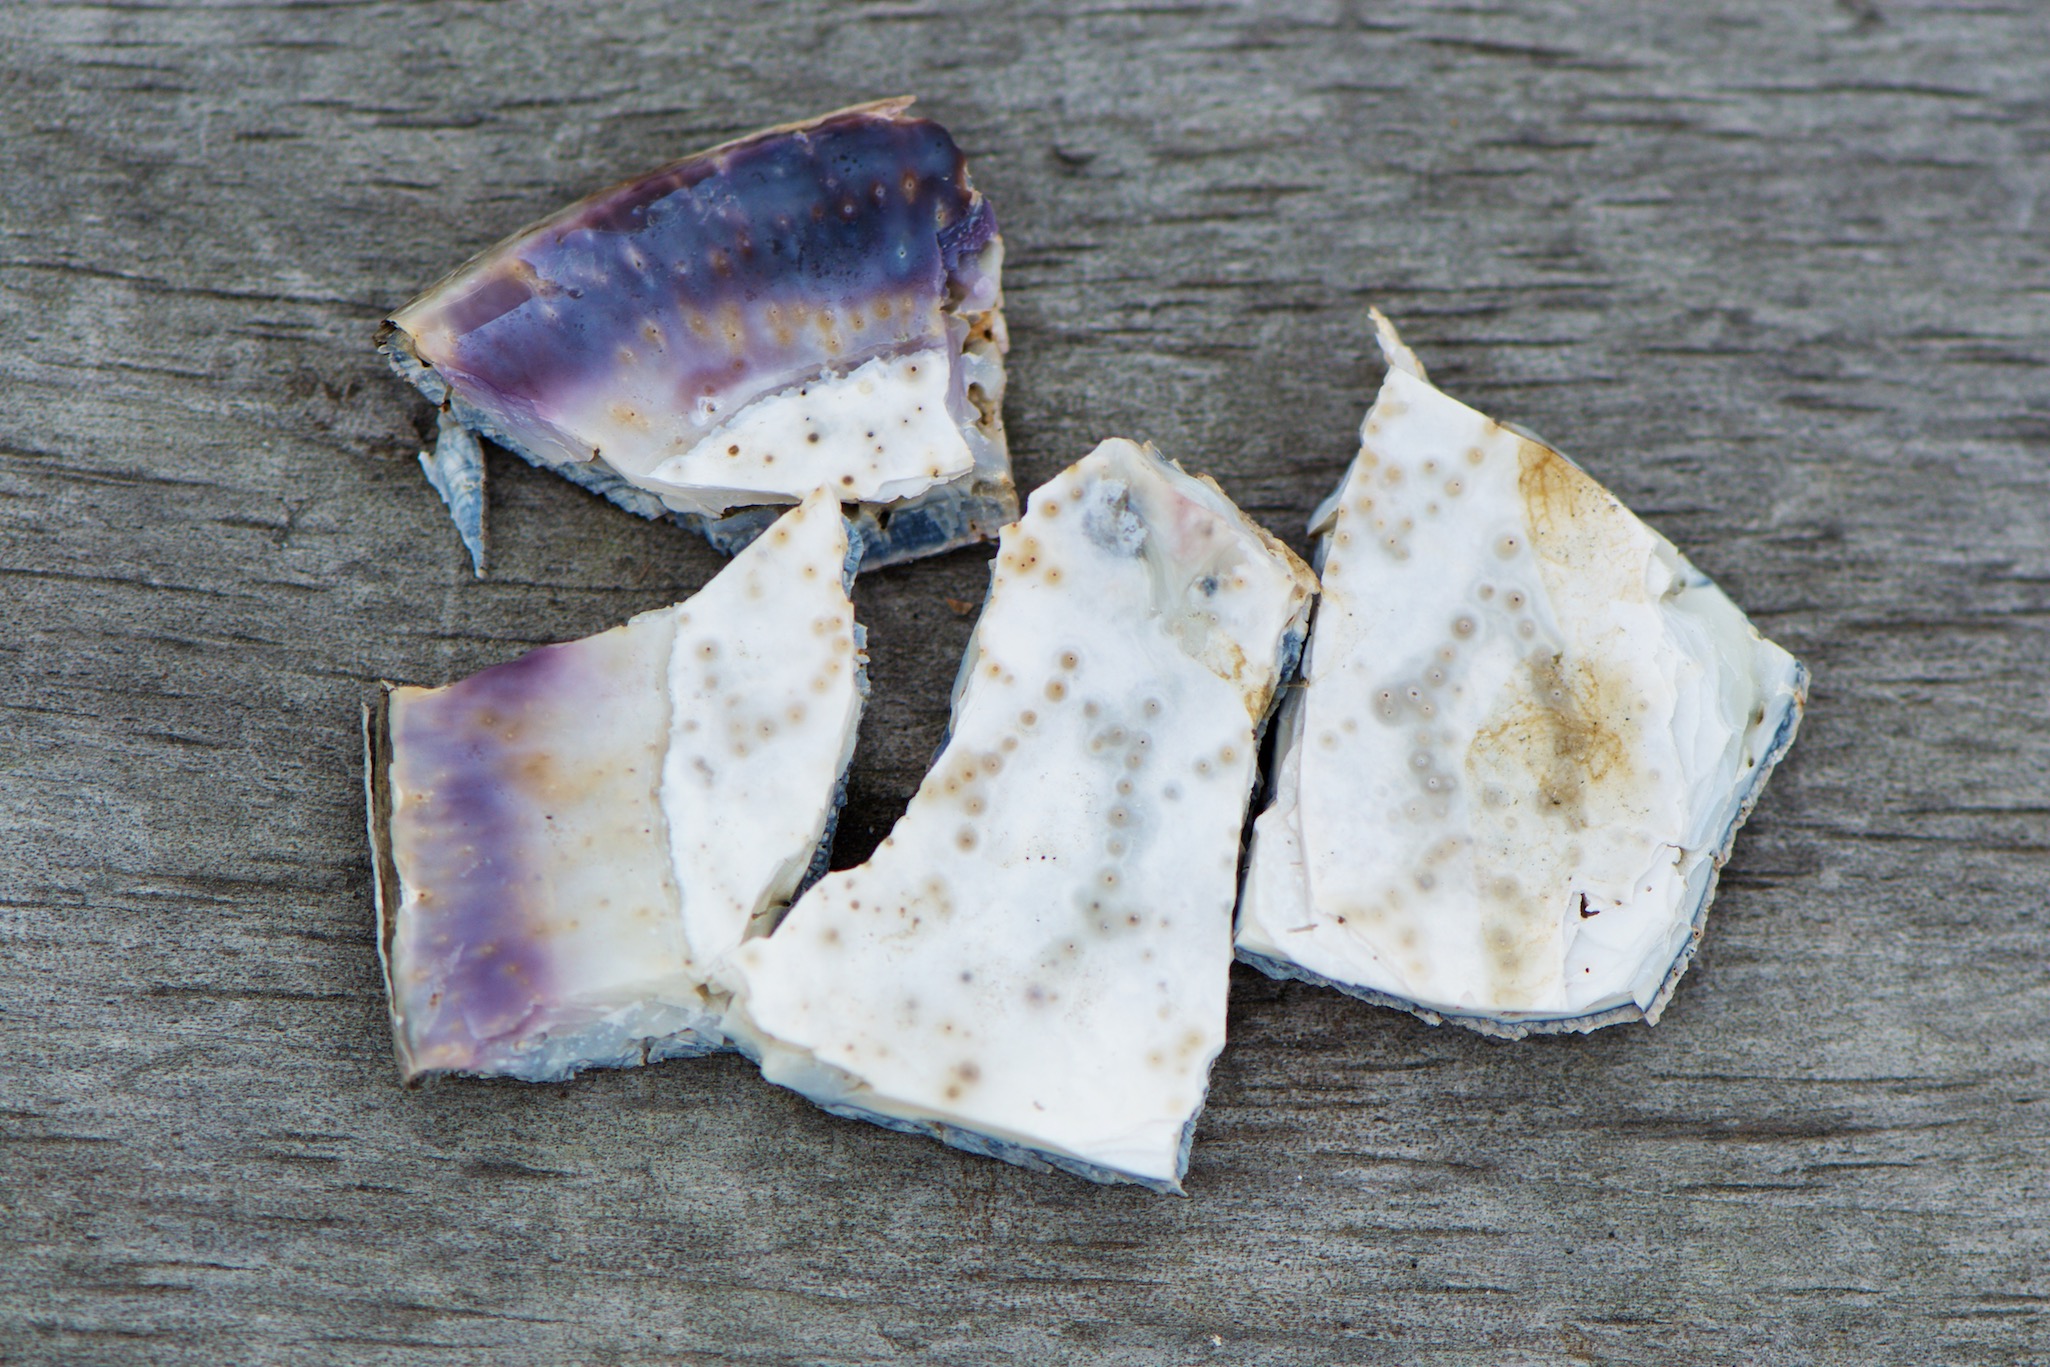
(363, 492), (868, 1082)
(380, 99), (1014, 570)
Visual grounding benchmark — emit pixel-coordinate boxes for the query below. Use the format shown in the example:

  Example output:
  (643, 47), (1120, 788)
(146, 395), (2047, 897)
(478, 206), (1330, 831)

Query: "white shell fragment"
(721, 439), (1316, 1191)
(364, 490), (867, 1082)
(1237, 313), (1807, 1037)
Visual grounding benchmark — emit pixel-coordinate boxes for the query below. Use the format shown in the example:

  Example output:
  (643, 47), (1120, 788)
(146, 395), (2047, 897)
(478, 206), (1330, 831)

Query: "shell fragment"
(1236, 313), (1806, 1036)
(364, 491), (867, 1082)
(380, 99), (1013, 574)
(721, 440), (1316, 1191)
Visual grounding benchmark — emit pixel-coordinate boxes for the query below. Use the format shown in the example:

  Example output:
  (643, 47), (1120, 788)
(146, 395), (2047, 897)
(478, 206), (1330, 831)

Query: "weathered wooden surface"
(2, 1), (2045, 1362)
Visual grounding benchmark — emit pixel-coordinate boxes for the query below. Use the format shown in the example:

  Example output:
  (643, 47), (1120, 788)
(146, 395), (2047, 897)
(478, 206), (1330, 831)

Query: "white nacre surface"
(636, 348), (974, 515)
(722, 439), (1315, 1190)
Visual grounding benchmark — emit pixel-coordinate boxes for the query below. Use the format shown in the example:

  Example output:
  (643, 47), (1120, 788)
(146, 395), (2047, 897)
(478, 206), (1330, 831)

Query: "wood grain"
(2, 1), (2045, 1363)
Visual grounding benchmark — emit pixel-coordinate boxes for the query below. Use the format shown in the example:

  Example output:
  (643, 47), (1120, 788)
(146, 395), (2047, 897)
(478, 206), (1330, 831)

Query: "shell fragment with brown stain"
(1236, 313), (1807, 1036)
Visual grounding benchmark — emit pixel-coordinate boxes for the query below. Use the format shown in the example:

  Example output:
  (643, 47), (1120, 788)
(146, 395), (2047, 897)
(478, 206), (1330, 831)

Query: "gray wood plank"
(1, 1), (2045, 1362)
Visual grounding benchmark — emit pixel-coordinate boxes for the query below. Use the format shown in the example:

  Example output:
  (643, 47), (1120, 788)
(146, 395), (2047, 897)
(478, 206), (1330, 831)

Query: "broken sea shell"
(364, 490), (866, 1082)
(1236, 313), (1807, 1037)
(720, 439), (1316, 1191)
(380, 98), (1013, 574)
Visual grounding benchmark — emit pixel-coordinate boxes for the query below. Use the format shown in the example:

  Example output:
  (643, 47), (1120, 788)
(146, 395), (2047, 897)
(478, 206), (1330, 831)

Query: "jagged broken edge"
(362, 687), (416, 1084)
(788, 518), (872, 908)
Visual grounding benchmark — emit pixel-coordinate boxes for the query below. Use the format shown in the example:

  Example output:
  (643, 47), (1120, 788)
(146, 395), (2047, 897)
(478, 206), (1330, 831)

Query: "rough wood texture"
(2, 2), (2044, 1363)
